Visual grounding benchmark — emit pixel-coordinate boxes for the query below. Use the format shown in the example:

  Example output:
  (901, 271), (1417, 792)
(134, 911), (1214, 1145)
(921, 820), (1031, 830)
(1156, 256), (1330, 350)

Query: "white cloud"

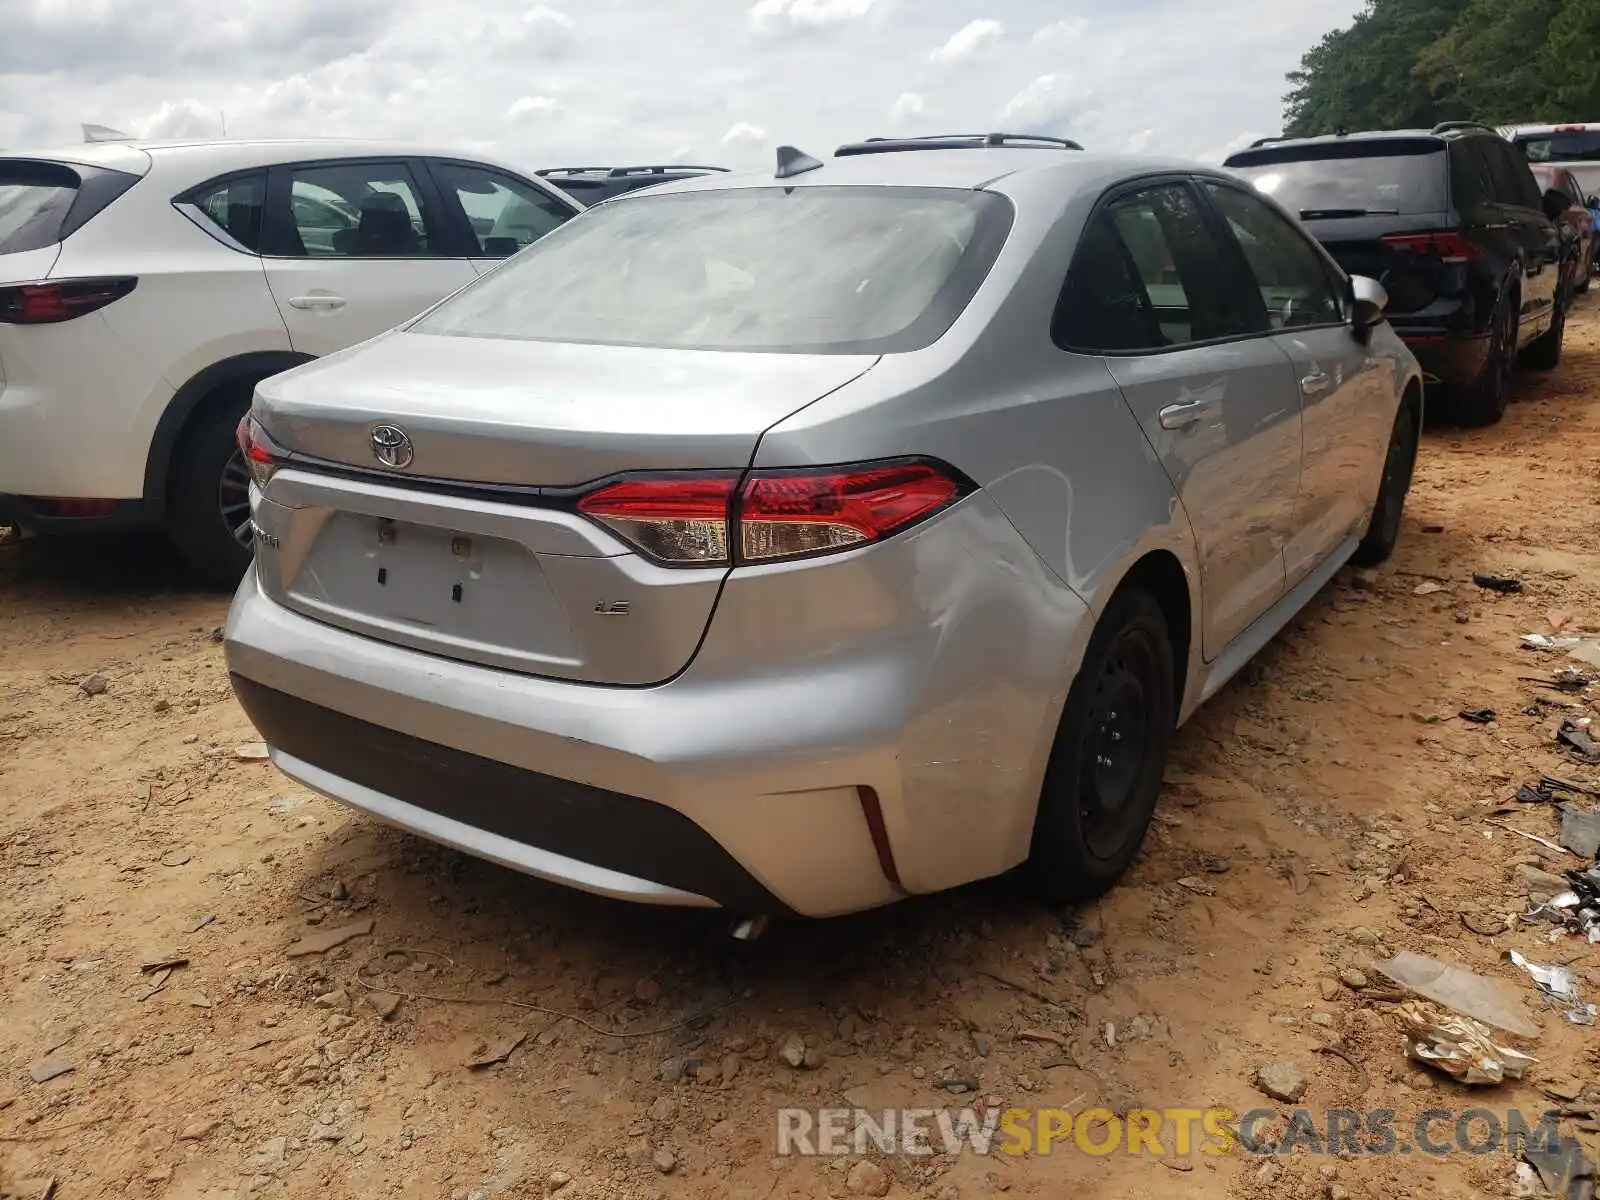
(507, 95), (562, 121)
(1123, 127), (1154, 153)
(930, 18), (1003, 65)
(1031, 18), (1085, 47)
(999, 73), (1094, 133)
(1, 0), (1367, 173)
(722, 121), (769, 148)
(749, 0), (875, 36)
(888, 92), (926, 130)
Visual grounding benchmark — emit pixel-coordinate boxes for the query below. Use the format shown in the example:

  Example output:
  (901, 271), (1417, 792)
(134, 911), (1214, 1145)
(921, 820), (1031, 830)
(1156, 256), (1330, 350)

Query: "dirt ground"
(7, 302), (1600, 1200)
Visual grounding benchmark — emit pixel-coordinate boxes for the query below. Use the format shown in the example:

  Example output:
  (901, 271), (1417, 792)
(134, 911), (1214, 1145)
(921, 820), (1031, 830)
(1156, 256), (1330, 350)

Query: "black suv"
(1225, 123), (1572, 425)
(536, 164), (729, 204)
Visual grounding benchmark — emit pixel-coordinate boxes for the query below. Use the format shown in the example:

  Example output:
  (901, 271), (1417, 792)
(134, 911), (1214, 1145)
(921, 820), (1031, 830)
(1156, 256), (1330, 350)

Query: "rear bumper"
(0, 493), (157, 535)
(1393, 332), (1489, 388)
(224, 494), (1092, 917)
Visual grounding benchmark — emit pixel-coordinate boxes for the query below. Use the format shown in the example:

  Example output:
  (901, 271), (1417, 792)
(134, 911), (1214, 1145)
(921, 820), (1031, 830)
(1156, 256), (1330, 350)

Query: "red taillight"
(0, 277), (136, 324)
(235, 415), (285, 488)
(577, 475), (738, 565)
(1380, 231), (1477, 265)
(576, 460), (969, 567)
(739, 461), (963, 562)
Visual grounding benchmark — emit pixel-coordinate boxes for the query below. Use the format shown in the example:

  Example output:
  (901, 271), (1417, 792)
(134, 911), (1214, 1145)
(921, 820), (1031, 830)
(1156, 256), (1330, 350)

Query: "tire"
(1024, 587), (1176, 903)
(1351, 397), (1419, 567)
(1450, 289), (1517, 427)
(1522, 287), (1568, 372)
(167, 396), (255, 588)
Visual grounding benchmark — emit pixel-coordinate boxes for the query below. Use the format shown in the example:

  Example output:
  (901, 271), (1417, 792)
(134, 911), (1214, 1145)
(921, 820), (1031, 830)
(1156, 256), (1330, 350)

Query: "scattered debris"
(1398, 1000), (1536, 1085)
(178, 1119), (220, 1141)
(1463, 912), (1511, 937)
(1253, 1061), (1307, 1103)
(234, 742), (270, 761)
(1340, 968), (1369, 990)
(1174, 876), (1215, 897)
(77, 674), (108, 696)
(366, 992), (402, 1021)
(1561, 807), (1600, 858)
(467, 1031), (527, 1069)
(1414, 581), (1446, 596)
(1475, 573), (1524, 594)
(1373, 950), (1540, 1038)
(286, 918), (375, 958)
(1016, 1029), (1070, 1050)
(1519, 785), (1554, 805)
(1523, 1136), (1597, 1200)
(1459, 708), (1497, 724)
(140, 957), (188, 974)
(652, 1148), (677, 1175)
(26, 1059), (73, 1085)
(1506, 950), (1580, 1003)
(1523, 634), (1585, 650)
(845, 1160), (891, 1197)
(160, 848), (191, 868)
(1493, 822), (1579, 858)
(1559, 721), (1600, 764)
(779, 1033), (807, 1069)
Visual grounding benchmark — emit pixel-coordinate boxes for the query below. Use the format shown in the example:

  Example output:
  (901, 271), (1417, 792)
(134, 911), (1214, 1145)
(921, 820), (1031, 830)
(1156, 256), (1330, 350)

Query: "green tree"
(1414, 0), (1563, 122)
(1284, 0), (1471, 137)
(1549, 0), (1600, 116)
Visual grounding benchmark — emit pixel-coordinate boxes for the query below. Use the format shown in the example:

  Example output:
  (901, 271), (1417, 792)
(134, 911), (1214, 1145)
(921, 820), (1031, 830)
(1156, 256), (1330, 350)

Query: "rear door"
(259, 158), (477, 357)
(1483, 138), (1560, 334)
(1200, 179), (1389, 583)
(1058, 180), (1303, 658)
(421, 159), (578, 274)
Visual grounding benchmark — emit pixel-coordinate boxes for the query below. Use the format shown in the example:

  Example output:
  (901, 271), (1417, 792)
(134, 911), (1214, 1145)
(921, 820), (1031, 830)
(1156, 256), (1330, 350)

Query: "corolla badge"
(370, 424), (414, 469)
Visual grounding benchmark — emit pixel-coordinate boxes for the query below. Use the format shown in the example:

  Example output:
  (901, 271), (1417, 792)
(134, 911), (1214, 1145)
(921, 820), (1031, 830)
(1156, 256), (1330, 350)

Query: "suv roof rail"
(1430, 121), (1500, 137)
(834, 132), (1084, 157)
(1246, 135), (1293, 149)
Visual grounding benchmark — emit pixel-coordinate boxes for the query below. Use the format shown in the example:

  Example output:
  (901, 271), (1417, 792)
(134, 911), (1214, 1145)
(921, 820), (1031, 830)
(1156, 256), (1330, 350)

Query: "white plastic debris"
(1398, 1000), (1538, 1085)
(1506, 950), (1580, 1003)
(1375, 951), (1541, 1038)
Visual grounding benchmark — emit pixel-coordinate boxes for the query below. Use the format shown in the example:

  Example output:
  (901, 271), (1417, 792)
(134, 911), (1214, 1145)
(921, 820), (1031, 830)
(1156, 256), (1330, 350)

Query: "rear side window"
(278, 161), (441, 258)
(433, 162), (572, 257)
(1484, 140), (1544, 210)
(1226, 140), (1447, 217)
(1055, 182), (1262, 352)
(1203, 183), (1345, 329)
(185, 172), (267, 252)
(0, 161), (137, 254)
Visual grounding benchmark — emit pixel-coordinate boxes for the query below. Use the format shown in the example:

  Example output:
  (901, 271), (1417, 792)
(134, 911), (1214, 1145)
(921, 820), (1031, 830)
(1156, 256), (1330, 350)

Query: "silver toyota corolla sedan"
(225, 134), (1422, 919)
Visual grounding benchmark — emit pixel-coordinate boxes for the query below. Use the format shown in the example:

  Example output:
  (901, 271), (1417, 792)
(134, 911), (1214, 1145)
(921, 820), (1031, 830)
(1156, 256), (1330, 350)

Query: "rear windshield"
(411, 185), (1012, 354)
(0, 162), (80, 254)
(1516, 131), (1600, 163)
(1226, 141), (1446, 217)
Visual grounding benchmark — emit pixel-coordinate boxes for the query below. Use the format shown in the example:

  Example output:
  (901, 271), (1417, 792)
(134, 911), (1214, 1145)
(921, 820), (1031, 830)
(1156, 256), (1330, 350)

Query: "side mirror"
(1588, 195), (1600, 210)
(1349, 274), (1388, 335)
(1544, 187), (1573, 220)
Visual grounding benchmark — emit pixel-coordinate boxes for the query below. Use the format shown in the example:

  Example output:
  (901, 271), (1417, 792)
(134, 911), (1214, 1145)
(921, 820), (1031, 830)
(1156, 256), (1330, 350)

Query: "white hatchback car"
(0, 138), (580, 581)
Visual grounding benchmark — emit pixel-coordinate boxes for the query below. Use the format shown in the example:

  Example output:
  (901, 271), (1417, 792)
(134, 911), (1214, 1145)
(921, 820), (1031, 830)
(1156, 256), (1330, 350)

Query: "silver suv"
(225, 136), (1422, 918)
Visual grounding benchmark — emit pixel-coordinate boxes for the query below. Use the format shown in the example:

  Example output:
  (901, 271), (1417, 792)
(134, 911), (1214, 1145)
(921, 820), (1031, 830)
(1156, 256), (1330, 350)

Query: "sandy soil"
(6, 301), (1600, 1200)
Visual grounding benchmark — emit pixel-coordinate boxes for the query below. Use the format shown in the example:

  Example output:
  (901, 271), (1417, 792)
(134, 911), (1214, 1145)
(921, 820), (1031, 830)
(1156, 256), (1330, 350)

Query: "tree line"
(1284, 0), (1600, 136)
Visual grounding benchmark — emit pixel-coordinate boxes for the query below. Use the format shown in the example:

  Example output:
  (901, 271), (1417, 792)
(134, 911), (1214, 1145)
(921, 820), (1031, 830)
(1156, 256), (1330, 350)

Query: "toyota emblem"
(370, 424), (414, 469)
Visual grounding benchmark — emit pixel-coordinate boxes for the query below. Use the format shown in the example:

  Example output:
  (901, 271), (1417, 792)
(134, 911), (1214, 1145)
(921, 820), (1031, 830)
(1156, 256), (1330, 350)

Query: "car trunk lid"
(1303, 212), (1462, 316)
(252, 330), (879, 685)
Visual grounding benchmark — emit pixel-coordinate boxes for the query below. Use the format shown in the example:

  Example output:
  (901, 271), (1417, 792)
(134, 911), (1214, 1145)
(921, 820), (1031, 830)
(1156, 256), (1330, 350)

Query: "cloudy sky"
(0, 0), (1359, 169)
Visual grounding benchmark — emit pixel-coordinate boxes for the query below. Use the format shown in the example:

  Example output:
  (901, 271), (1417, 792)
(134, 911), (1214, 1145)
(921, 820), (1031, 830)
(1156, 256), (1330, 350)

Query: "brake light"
(0, 277), (136, 324)
(1380, 231), (1477, 265)
(740, 461), (963, 562)
(576, 459), (970, 567)
(1556, 124), (1587, 133)
(235, 414), (286, 489)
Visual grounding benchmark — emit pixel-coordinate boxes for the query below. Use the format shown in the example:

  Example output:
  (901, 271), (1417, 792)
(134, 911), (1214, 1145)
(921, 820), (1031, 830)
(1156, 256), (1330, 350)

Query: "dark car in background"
(535, 164), (729, 204)
(1226, 122), (1568, 426)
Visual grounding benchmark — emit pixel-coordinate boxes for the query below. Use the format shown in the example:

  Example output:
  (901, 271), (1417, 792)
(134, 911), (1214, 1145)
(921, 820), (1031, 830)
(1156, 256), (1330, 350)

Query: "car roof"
(1, 137), (542, 179)
(1226, 126), (1506, 161)
(626, 147), (1205, 200)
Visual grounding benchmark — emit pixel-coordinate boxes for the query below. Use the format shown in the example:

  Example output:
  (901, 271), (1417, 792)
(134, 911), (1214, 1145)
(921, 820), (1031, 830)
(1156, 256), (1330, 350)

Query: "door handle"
(1300, 370), (1332, 396)
(287, 294), (347, 310)
(1158, 399), (1215, 430)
